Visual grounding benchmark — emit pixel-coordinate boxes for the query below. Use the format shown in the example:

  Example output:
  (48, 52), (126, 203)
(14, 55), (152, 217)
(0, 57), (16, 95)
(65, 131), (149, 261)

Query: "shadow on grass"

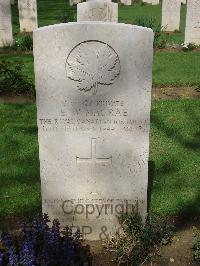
(151, 101), (200, 151)
(148, 100), (200, 218)
(0, 103), (41, 218)
(147, 160), (155, 213)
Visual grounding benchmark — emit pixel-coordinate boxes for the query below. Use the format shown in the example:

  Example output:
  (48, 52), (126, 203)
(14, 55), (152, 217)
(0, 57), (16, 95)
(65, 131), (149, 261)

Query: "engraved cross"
(76, 138), (112, 178)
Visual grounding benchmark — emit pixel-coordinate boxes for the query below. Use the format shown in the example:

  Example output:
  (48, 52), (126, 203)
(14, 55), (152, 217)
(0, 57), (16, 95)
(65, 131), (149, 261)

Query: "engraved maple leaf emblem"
(66, 41), (120, 95)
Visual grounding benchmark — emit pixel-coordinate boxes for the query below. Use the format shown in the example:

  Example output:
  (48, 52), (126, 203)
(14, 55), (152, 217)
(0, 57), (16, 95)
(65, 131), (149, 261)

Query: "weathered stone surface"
(161, 0), (181, 32)
(181, 0), (186, 4)
(152, 0), (159, 4)
(33, 22), (153, 240)
(77, 1), (118, 22)
(120, 0), (133, 6)
(142, 0), (159, 5)
(18, 0), (38, 32)
(185, 0), (200, 45)
(0, 0), (13, 47)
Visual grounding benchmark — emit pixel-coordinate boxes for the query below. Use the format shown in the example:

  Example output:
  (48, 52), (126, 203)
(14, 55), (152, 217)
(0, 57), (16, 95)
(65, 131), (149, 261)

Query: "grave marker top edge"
(33, 21), (153, 35)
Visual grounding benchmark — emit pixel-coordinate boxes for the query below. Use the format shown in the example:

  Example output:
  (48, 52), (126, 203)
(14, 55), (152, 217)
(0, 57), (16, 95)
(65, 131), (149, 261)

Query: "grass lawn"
(153, 51), (200, 87)
(0, 100), (199, 218)
(0, 104), (40, 216)
(1, 51), (200, 87)
(11, 0), (186, 44)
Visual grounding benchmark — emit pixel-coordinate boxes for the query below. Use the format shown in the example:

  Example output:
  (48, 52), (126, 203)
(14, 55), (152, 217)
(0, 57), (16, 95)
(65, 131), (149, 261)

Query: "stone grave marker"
(142, 0), (159, 5)
(0, 0), (13, 47)
(18, 0), (38, 32)
(77, 1), (118, 22)
(161, 0), (181, 32)
(33, 22), (153, 240)
(120, 0), (133, 6)
(185, 0), (200, 45)
(152, 0), (159, 4)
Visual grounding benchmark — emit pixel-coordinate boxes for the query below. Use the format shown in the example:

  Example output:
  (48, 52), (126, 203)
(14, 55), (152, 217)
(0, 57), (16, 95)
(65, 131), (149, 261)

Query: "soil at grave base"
(152, 86), (200, 100)
(89, 221), (200, 266)
(82, 219), (200, 266)
(0, 93), (34, 103)
(1, 216), (200, 266)
(0, 87), (199, 103)
(0, 216), (200, 266)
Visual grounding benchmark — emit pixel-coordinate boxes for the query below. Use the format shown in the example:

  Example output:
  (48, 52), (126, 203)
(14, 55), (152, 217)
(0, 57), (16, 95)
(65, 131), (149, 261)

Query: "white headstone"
(142, 0), (159, 5)
(0, 0), (13, 47)
(120, 0), (132, 6)
(33, 22), (153, 240)
(181, 0), (186, 4)
(161, 0), (181, 32)
(18, 0), (38, 32)
(77, 1), (118, 22)
(152, 0), (159, 4)
(185, 0), (200, 45)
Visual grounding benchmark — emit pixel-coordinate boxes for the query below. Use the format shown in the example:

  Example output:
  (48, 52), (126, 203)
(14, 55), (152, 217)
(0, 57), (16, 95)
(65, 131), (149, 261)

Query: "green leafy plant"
(133, 16), (156, 29)
(141, 1), (147, 5)
(0, 60), (34, 95)
(132, 16), (168, 48)
(109, 211), (174, 265)
(195, 84), (200, 92)
(13, 35), (33, 51)
(193, 229), (200, 262)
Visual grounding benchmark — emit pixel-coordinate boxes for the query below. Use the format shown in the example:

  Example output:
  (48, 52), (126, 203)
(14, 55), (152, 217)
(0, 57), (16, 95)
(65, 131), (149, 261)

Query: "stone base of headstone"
(77, 1), (118, 22)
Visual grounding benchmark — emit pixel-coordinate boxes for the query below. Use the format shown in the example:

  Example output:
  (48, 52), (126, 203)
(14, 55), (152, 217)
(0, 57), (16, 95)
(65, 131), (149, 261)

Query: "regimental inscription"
(76, 138), (112, 179)
(66, 41), (120, 95)
(39, 98), (149, 133)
